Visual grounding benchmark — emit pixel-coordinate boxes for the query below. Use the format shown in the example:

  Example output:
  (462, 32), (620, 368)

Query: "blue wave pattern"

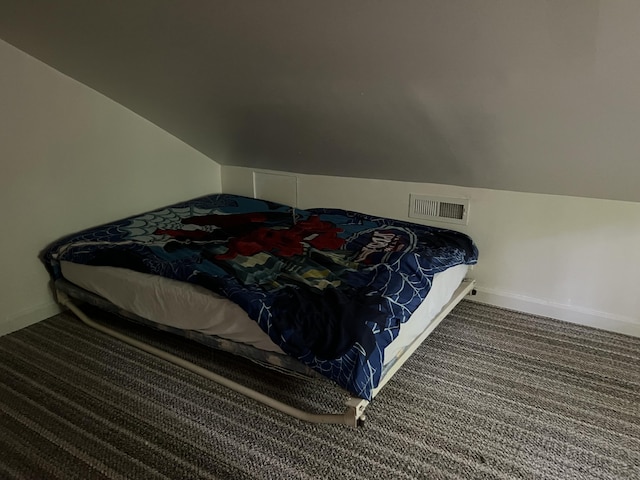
(43, 194), (478, 400)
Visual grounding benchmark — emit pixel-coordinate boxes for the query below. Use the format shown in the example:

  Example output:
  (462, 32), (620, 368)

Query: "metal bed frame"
(55, 277), (476, 427)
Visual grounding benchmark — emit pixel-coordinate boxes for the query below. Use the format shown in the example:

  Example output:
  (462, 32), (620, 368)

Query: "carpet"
(0, 301), (639, 479)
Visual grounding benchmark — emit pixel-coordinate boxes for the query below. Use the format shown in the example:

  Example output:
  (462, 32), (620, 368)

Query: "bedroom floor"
(1, 300), (639, 480)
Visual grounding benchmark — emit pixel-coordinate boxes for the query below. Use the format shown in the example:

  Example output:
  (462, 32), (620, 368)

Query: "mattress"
(60, 261), (469, 366)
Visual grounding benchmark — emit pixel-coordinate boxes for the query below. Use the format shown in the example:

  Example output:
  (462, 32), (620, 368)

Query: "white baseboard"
(469, 287), (640, 338)
(0, 302), (62, 337)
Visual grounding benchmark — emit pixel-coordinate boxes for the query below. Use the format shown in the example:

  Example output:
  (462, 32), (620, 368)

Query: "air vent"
(409, 194), (469, 225)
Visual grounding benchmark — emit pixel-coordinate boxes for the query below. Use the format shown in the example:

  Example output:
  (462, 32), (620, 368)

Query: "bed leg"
(345, 397), (369, 427)
(55, 289), (70, 307)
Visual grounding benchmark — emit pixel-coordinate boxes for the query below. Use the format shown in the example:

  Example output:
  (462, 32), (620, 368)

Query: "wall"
(0, 40), (221, 335)
(222, 166), (640, 337)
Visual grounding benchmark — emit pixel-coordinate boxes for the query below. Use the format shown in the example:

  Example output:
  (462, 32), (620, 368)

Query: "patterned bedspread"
(43, 194), (478, 400)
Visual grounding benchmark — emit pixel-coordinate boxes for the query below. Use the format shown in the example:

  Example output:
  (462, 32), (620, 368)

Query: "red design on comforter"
(217, 215), (345, 259)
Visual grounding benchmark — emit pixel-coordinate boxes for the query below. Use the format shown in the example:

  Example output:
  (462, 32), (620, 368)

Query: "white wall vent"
(253, 171), (298, 207)
(408, 194), (469, 225)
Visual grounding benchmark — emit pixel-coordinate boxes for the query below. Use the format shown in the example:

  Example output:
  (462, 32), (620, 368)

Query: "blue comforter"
(43, 194), (478, 400)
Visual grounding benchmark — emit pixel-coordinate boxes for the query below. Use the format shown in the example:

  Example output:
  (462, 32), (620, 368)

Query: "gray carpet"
(1, 300), (639, 480)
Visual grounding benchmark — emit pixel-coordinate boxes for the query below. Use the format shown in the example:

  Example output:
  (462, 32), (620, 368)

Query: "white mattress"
(60, 261), (468, 365)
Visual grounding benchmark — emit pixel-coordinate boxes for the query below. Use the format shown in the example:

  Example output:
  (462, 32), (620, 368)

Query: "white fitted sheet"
(60, 261), (468, 364)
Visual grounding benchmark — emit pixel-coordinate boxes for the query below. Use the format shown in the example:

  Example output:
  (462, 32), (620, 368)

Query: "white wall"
(223, 166), (640, 337)
(0, 40), (221, 335)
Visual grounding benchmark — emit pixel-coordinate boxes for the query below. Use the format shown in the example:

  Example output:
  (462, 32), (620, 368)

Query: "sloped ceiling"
(1, 1), (639, 202)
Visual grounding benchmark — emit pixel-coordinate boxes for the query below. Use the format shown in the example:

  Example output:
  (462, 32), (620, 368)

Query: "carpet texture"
(0, 300), (639, 480)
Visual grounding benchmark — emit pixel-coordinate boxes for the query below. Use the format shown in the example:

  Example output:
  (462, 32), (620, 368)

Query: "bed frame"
(55, 277), (476, 427)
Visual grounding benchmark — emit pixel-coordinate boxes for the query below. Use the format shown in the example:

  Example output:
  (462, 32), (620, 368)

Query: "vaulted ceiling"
(2, 1), (639, 202)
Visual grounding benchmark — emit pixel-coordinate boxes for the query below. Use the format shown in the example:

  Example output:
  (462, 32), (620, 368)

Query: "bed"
(43, 193), (478, 426)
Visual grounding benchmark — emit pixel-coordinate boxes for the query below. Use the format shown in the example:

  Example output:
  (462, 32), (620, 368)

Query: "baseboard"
(469, 287), (640, 338)
(0, 302), (62, 337)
